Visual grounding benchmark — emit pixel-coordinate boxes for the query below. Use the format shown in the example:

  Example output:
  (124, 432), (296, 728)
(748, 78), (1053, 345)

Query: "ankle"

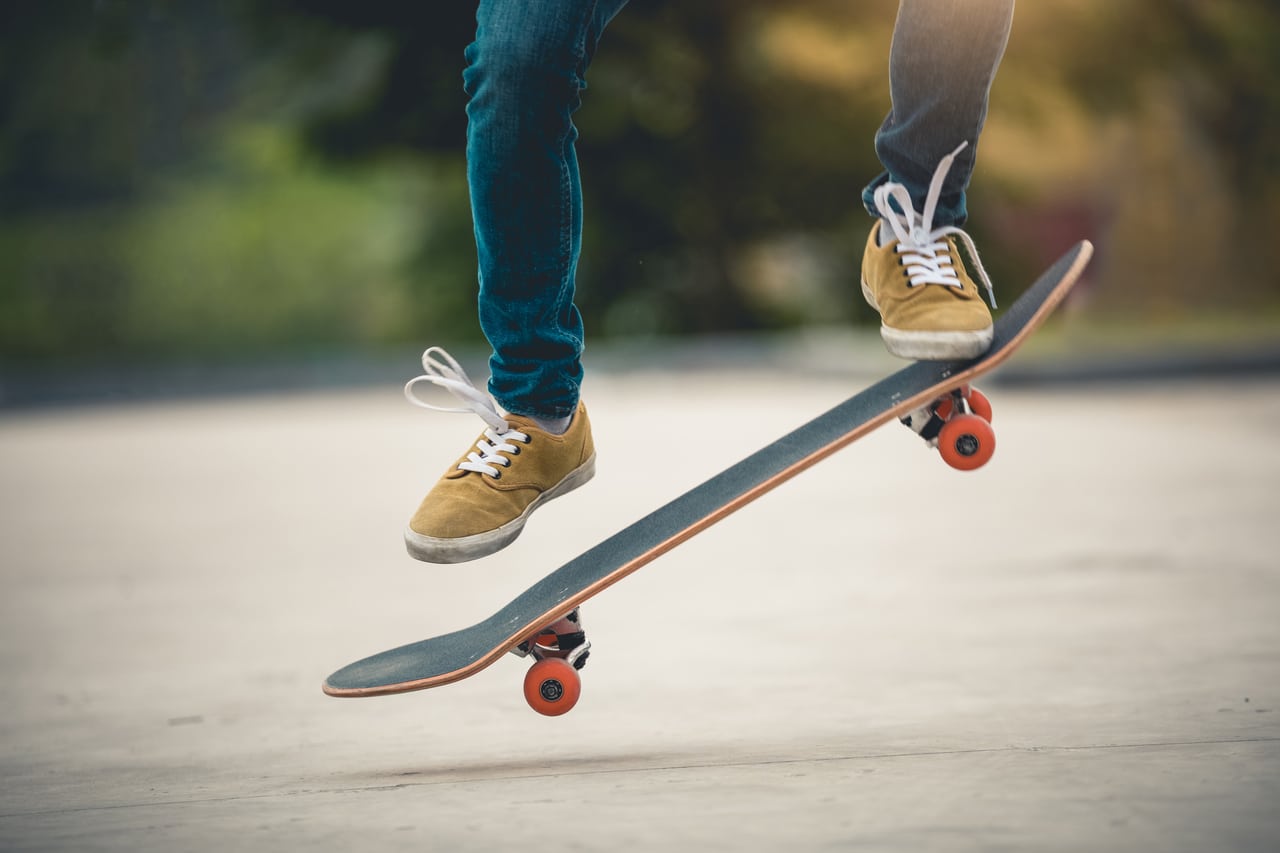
(527, 413), (573, 436)
(877, 219), (896, 247)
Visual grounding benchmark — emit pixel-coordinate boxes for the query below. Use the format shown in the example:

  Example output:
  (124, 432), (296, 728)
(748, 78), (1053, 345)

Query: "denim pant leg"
(464, 0), (628, 419)
(861, 0), (1015, 228)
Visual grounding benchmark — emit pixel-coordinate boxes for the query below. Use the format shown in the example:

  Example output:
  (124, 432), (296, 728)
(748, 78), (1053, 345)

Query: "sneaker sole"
(403, 453), (597, 564)
(861, 277), (993, 361)
(879, 324), (993, 361)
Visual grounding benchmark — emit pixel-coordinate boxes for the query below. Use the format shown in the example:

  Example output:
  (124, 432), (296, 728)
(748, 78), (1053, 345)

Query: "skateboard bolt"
(539, 678), (565, 702)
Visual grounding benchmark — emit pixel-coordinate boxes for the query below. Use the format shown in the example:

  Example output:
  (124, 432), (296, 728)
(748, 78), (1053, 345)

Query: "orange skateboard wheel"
(938, 413), (996, 471)
(934, 386), (992, 423)
(967, 388), (993, 423)
(523, 658), (581, 716)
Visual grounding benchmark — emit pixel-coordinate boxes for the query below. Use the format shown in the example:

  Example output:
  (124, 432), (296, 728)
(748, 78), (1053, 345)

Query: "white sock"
(877, 219), (895, 247)
(878, 212), (926, 247)
(527, 413), (572, 435)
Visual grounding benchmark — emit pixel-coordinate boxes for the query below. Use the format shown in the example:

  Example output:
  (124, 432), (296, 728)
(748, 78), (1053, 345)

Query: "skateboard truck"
(901, 384), (996, 471)
(511, 607), (591, 716)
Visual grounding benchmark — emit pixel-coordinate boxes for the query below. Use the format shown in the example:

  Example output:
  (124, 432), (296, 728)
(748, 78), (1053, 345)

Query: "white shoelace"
(872, 141), (997, 309)
(404, 347), (529, 478)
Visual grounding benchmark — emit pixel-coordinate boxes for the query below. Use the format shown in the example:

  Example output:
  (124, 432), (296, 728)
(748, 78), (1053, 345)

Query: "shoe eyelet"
(509, 445), (521, 456)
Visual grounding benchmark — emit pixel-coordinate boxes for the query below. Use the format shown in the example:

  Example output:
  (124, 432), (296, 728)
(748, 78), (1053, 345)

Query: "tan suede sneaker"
(862, 142), (996, 361)
(861, 222), (993, 359)
(403, 349), (596, 564)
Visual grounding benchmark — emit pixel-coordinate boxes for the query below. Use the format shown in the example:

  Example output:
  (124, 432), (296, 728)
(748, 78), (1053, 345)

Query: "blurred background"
(3, 7), (1279, 846)
(2, 0), (1278, 390)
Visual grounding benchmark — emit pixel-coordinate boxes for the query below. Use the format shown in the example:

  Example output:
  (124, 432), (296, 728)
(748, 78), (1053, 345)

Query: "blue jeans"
(861, 0), (1016, 227)
(464, 0), (1014, 418)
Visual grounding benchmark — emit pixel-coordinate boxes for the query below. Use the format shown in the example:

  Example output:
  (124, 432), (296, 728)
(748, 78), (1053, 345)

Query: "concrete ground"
(1, 362), (1277, 852)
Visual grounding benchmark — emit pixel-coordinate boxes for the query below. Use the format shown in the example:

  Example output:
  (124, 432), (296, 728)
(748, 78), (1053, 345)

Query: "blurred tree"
(1053, 0), (1279, 194)
(262, 0), (898, 337)
(247, 1), (476, 157)
(0, 0), (257, 360)
(572, 0), (892, 336)
(0, 0), (247, 214)
(2, 1), (1276, 364)
(0, 0), (446, 360)
(995, 0), (1280, 309)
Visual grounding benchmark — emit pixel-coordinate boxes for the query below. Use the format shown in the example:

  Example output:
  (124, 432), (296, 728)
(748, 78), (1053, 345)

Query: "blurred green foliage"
(1, 0), (1277, 363)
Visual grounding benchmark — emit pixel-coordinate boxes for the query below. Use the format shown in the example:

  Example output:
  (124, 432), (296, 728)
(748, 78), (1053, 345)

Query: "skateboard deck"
(325, 240), (1093, 711)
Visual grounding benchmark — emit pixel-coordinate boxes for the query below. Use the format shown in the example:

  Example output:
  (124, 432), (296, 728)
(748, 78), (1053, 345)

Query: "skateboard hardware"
(512, 608), (590, 715)
(901, 385), (996, 471)
(522, 657), (581, 716)
(324, 242), (1094, 716)
(514, 608), (591, 669)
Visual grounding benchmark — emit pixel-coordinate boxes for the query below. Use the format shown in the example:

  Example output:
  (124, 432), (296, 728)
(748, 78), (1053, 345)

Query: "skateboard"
(325, 240), (1094, 714)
